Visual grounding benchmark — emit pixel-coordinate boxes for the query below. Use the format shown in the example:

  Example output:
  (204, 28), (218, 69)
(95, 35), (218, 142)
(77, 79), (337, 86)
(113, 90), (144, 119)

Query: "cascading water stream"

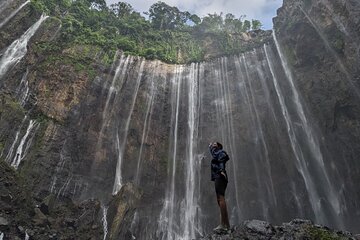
(0, 0), (30, 29)
(158, 66), (182, 240)
(50, 140), (69, 194)
(0, 14), (48, 80)
(217, 58), (242, 221)
(233, 56), (270, 218)
(272, 32), (344, 217)
(101, 205), (109, 240)
(241, 53), (277, 208)
(0, 232), (3, 240)
(25, 231), (29, 240)
(135, 61), (159, 185)
(264, 43), (323, 223)
(10, 119), (39, 169)
(113, 59), (145, 195)
(267, 32), (345, 228)
(16, 68), (30, 106)
(183, 63), (200, 239)
(98, 54), (130, 142)
(3, 114), (28, 161)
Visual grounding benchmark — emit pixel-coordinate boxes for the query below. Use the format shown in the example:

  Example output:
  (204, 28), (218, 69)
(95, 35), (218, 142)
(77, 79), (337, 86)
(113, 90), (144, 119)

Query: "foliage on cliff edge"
(30, 0), (266, 64)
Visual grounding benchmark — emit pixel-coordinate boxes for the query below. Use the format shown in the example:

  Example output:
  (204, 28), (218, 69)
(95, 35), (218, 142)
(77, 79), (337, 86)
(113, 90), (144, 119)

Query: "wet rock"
(107, 183), (142, 240)
(0, 194), (13, 203)
(0, 217), (9, 226)
(244, 220), (274, 235)
(200, 219), (356, 240)
(33, 208), (48, 226)
(17, 225), (25, 233)
(39, 194), (55, 215)
(64, 218), (76, 228)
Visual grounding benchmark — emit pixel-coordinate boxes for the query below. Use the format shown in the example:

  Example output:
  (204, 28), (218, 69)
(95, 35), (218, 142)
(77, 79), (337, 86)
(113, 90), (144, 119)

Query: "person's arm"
(217, 150), (229, 163)
(209, 144), (217, 159)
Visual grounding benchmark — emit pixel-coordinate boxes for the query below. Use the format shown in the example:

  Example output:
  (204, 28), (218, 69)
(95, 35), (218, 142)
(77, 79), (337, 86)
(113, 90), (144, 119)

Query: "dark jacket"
(209, 145), (229, 181)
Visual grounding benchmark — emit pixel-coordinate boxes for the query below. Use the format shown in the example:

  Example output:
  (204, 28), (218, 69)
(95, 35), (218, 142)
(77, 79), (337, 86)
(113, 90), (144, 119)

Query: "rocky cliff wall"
(0, 0), (359, 239)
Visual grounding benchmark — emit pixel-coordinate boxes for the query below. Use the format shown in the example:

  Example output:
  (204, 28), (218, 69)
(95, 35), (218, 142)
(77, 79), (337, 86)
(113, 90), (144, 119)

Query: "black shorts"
(215, 177), (227, 196)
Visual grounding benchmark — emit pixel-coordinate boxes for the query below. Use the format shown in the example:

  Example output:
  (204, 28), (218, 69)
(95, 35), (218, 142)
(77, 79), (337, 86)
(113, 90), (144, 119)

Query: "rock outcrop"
(201, 219), (358, 240)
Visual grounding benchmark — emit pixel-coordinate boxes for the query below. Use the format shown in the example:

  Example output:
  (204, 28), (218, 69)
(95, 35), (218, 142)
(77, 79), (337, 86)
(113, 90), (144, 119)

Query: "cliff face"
(0, 0), (360, 239)
(273, 0), (360, 232)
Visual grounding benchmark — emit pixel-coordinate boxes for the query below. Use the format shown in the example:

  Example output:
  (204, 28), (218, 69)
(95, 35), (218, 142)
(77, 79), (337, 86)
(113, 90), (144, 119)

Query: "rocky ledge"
(200, 219), (360, 240)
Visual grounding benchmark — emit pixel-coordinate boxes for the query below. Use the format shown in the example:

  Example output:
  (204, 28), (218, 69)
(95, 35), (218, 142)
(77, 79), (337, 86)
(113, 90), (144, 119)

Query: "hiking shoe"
(213, 225), (230, 233)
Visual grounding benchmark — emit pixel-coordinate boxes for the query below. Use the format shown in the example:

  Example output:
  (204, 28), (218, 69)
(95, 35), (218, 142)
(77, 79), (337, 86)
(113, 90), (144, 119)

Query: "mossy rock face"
(305, 226), (349, 240)
(0, 94), (25, 156)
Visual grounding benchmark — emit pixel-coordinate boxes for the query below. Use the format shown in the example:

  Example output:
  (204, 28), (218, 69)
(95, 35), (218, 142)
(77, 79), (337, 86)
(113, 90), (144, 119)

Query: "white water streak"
(218, 57), (242, 220)
(298, 6), (359, 98)
(102, 205), (109, 240)
(25, 231), (29, 240)
(0, 0), (30, 29)
(113, 59), (145, 195)
(16, 68), (30, 106)
(0, 14), (48, 80)
(158, 66), (182, 240)
(272, 32), (343, 220)
(264, 43), (323, 222)
(241, 54), (277, 207)
(234, 56), (268, 217)
(10, 119), (39, 169)
(50, 141), (69, 193)
(0, 232), (3, 240)
(135, 62), (158, 184)
(183, 63), (199, 239)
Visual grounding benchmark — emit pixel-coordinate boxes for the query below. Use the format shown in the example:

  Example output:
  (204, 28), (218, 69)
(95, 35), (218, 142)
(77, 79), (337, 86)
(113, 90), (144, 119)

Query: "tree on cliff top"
(31, 0), (264, 63)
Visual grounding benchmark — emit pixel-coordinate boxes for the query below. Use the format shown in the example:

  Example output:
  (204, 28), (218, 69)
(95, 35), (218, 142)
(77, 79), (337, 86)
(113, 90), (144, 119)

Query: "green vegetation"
(306, 226), (348, 240)
(30, 0), (264, 64)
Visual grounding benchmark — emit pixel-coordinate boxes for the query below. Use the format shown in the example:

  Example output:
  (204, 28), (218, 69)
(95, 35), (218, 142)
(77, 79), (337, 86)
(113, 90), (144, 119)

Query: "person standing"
(209, 142), (230, 232)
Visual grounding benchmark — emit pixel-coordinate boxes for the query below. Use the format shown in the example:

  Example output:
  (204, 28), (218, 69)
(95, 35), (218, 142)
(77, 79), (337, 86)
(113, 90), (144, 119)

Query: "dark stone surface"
(200, 219), (356, 240)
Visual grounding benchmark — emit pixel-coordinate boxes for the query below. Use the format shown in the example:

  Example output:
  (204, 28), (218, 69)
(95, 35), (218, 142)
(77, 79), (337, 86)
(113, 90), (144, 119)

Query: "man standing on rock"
(209, 142), (230, 232)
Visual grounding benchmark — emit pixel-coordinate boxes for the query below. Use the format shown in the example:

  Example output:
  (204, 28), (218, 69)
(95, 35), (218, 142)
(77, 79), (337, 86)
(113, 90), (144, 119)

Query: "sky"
(105, 0), (284, 29)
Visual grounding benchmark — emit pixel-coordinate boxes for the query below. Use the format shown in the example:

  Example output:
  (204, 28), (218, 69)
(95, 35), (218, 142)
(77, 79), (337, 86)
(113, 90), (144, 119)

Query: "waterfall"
(216, 57), (242, 221)
(264, 43), (323, 222)
(113, 59), (145, 195)
(50, 140), (69, 194)
(269, 31), (345, 228)
(158, 65), (183, 240)
(0, 0), (30, 29)
(135, 61), (159, 184)
(0, 14), (48, 80)
(102, 205), (109, 240)
(241, 54), (277, 209)
(16, 68), (30, 106)
(3, 114), (28, 165)
(10, 119), (39, 169)
(25, 231), (29, 240)
(0, 232), (3, 240)
(183, 63), (200, 239)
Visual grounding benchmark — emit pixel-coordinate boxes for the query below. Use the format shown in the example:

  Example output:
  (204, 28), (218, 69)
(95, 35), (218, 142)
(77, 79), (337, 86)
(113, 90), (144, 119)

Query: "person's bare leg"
(217, 195), (230, 228)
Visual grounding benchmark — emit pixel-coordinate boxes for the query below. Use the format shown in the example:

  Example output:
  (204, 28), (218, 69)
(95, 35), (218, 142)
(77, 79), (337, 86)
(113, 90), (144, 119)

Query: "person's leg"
(217, 195), (230, 228)
(215, 178), (230, 229)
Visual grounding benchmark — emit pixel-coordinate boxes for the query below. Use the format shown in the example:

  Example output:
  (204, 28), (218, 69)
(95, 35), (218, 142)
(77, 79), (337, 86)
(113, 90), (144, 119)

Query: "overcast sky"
(105, 0), (283, 29)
